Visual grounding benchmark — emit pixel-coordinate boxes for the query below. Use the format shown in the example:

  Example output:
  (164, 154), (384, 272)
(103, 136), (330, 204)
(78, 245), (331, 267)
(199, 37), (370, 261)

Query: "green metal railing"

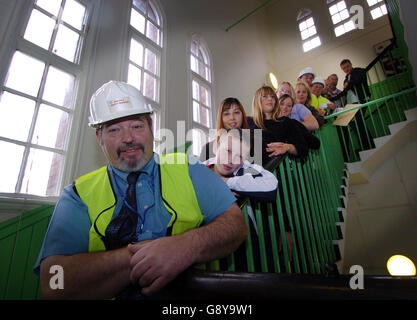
(201, 123), (345, 275)
(326, 37), (417, 163)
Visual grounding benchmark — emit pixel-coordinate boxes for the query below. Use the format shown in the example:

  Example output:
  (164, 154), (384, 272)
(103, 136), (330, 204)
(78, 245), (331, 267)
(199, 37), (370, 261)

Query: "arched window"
(297, 9), (321, 52)
(127, 0), (163, 141)
(0, 0), (90, 196)
(327, 0), (356, 37)
(189, 36), (213, 156)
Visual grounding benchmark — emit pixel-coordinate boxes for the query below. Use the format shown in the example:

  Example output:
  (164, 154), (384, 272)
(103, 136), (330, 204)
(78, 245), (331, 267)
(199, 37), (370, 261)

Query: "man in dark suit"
(331, 59), (374, 156)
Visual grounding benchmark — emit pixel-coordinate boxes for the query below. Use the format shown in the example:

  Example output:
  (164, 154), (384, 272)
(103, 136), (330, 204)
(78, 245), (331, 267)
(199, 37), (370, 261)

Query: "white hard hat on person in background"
(312, 77), (325, 87)
(298, 67), (315, 79)
(88, 80), (153, 128)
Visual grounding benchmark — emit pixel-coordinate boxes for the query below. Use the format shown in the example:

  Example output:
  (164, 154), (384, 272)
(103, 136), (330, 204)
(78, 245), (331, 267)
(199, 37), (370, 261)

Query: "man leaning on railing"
(330, 59), (374, 152)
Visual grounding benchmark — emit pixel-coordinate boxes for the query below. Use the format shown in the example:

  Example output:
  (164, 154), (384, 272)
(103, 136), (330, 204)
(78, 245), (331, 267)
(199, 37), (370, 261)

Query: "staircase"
(336, 106), (417, 274)
(347, 107), (417, 185)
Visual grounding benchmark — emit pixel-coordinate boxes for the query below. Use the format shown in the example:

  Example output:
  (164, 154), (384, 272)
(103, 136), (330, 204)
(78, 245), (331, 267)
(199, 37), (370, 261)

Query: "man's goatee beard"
(117, 153), (149, 172)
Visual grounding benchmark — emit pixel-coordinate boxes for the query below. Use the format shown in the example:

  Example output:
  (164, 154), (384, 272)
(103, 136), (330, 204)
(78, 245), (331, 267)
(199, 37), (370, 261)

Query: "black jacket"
(332, 67), (371, 104)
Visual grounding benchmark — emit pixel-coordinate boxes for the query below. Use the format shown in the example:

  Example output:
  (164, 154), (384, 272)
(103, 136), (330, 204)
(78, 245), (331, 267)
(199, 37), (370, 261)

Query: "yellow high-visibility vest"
(74, 153), (204, 252)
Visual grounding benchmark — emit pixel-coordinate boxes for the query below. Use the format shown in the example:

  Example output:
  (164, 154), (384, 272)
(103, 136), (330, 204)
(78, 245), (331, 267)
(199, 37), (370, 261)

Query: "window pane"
(335, 25), (345, 37)
(200, 85), (209, 106)
(145, 48), (157, 74)
(198, 61), (207, 80)
(340, 9), (350, 21)
(306, 17), (314, 27)
(332, 13), (341, 24)
(191, 55), (198, 74)
(131, 9), (145, 34)
(43, 66), (75, 108)
(337, 1), (346, 10)
(200, 106), (210, 127)
(344, 20), (355, 32)
(130, 38), (144, 66)
(191, 40), (198, 56)
(191, 129), (206, 157)
(367, 0), (378, 6)
(0, 92), (35, 142)
(144, 73), (156, 101)
(21, 148), (63, 196)
(329, 4), (338, 15)
(309, 26), (317, 37)
(199, 48), (208, 65)
(303, 41), (312, 52)
(133, 0), (146, 14)
(62, 0), (86, 30)
(193, 101), (199, 122)
(5, 51), (45, 97)
(23, 9), (55, 50)
(0, 141), (25, 193)
(127, 64), (142, 91)
(36, 0), (62, 16)
(146, 20), (159, 45)
(32, 104), (69, 149)
(192, 80), (199, 101)
(148, 3), (159, 26)
(53, 24), (80, 62)
(301, 29), (310, 40)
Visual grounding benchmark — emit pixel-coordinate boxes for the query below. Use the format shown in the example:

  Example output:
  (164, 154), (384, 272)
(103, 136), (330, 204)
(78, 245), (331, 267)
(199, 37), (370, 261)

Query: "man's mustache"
(117, 143), (145, 156)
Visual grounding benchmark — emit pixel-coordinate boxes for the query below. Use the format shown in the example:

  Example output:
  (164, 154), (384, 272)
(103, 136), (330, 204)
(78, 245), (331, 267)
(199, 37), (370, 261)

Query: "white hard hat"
(88, 81), (153, 128)
(312, 77), (325, 87)
(298, 67), (315, 79)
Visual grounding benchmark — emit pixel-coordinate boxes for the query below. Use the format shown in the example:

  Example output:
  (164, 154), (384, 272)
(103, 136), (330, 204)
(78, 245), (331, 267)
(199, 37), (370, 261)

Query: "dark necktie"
(103, 172), (140, 250)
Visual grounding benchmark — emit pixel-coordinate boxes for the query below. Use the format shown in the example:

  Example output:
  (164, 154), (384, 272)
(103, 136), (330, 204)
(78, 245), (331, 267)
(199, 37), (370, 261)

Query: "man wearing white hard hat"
(310, 77), (336, 115)
(297, 67), (315, 86)
(34, 81), (247, 299)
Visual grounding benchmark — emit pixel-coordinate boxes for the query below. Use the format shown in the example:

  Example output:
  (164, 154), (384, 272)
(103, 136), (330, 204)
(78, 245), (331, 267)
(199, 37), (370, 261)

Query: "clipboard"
(332, 104), (360, 126)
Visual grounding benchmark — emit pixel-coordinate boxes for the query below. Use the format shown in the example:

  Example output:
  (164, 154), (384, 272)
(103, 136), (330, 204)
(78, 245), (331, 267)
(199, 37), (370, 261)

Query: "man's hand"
(128, 203), (247, 296)
(128, 236), (195, 295)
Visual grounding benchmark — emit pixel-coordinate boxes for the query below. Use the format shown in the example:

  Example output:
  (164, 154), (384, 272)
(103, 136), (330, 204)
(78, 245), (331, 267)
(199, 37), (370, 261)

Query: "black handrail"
(158, 269), (417, 300)
(365, 39), (395, 72)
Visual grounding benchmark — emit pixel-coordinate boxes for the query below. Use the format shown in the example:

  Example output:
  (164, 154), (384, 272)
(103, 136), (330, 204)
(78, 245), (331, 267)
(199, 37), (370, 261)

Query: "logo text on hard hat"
(107, 97), (133, 113)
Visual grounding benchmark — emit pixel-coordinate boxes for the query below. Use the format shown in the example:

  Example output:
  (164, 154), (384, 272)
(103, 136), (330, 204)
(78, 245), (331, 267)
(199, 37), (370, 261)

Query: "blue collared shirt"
(34, 154), (236, 276)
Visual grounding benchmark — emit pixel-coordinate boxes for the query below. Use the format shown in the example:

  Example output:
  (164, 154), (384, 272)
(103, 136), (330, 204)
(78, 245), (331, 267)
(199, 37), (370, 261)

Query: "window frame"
(0, 0), (91, 201)
(327, 0), (356, 38)
(125, 0), (165, 149)
(366, 0), (388, 20)
(188, 35), (215, 157)
(297, 12), (322, 53)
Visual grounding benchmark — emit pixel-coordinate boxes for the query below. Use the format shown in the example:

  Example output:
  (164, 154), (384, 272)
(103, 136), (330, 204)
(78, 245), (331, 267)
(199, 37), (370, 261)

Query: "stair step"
(359, 148), (376, 162)
(405, 107), (417, 121)
(374, 135), (391, 148)
(388, 121), (407, 135)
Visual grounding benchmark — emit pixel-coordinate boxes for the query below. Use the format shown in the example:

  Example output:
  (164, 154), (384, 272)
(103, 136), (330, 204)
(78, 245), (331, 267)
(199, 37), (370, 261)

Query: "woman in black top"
(248, 86), (309, 167)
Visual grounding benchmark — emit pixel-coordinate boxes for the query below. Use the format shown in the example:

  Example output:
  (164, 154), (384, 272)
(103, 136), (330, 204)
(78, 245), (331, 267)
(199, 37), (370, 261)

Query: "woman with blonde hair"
(248, 86), (309, 167)
(276, 81), (296, 99)
(295, 82), (325, 128)
(277, 82), (319, 131)
(199, 97), (249, 161)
